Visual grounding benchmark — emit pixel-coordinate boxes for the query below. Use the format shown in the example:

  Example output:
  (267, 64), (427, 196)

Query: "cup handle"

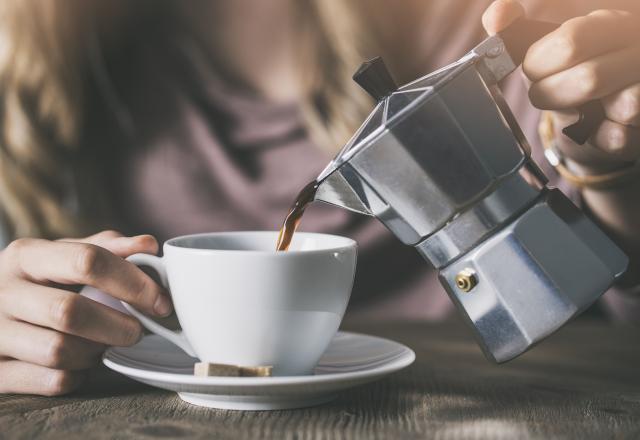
(122, 253), (197, 357)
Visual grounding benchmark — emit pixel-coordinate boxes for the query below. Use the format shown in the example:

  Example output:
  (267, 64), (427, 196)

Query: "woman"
(0, 0), (638, 395)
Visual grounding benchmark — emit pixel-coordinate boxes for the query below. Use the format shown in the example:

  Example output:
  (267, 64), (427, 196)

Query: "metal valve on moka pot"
(313, 18), (628, 363)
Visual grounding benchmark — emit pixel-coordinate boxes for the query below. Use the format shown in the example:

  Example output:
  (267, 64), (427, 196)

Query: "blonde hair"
(297, 2), (373, 153)
(0, 1), (371, 239)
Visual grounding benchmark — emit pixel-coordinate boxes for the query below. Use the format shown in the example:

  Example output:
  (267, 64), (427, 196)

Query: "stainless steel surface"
(320, 64), (529, 245)
(415, 170), (540, 268)
(314, 164), (376, 216)
(439, 190), (628, 363)
(312, 33), (629, 363)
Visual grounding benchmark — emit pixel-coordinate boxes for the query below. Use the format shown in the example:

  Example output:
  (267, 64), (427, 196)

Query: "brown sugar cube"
(193, 363), (274, 377)
(239, 366), (273, 377)
(194, 362), (240, 377)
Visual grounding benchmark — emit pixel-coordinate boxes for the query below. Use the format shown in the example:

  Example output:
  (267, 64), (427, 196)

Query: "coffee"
(276, 180), (319, 251)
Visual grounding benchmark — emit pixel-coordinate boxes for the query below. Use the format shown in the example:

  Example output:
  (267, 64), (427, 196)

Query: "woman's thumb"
(482, 0), (526, 35)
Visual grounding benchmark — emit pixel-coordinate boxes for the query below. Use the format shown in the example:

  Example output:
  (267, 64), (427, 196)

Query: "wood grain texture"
(2, 318), (640, 440)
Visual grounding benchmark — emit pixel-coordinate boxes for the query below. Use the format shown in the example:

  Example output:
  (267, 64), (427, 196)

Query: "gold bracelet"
(539, 111), (640, 190)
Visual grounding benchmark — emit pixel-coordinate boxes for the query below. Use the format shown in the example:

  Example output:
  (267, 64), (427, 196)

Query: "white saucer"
(103, 331), (415, 410)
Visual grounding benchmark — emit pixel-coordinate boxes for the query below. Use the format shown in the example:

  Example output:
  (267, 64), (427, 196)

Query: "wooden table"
(2, 318), (640, 439)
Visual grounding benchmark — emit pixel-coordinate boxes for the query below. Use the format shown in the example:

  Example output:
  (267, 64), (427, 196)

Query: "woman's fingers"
(0, 359), (85, 396)
(590, 120), (640, 161)
(602, 84), (640, 127)
(96, 234), (158, 258)
(0, 232), (165, 397)
(529, 45), (640, 109)
(524, 9), (639, 81)
(0, 320), (104, 370)
(0, 281), (143, 346)
(5, 238), (171, 316)
(60, 230), (159, 259)
(551, 111), (640, 167)
(481, 0), (525, 35)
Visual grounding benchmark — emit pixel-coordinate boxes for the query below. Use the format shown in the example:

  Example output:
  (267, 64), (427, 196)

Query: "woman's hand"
(0, 230), (172, 396)
(483, 0), (640, 278)
(483, 0), (640, 171)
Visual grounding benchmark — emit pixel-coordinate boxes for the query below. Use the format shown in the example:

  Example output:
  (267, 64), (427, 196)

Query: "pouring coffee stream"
(276, 180), (319, 251)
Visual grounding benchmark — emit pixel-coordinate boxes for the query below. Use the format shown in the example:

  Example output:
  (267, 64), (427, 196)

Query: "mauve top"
(87, 0), (638, 322)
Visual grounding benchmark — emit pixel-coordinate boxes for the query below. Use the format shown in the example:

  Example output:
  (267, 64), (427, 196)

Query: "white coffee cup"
(122, 231), (357, 376)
